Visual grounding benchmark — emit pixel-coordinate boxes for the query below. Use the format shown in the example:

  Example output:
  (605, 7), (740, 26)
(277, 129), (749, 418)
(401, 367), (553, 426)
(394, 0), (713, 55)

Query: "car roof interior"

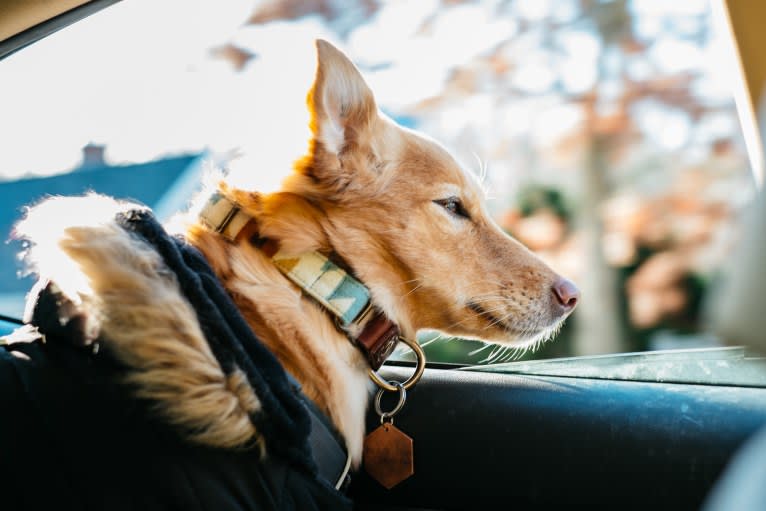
(0, 0), (120, 60)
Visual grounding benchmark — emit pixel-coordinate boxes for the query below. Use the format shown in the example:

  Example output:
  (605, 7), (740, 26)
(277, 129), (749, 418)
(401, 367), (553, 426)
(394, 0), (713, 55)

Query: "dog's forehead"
(395, 127), (484, 200)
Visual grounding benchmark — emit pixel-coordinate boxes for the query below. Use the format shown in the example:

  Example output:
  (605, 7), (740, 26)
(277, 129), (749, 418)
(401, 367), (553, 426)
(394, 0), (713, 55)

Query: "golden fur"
(14, 41), (576, 468)
(16, 195), (264, 453)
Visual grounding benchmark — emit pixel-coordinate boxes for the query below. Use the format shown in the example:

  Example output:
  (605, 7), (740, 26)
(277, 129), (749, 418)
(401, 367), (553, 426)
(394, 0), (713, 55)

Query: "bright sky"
(0, 0), (318, 192)
(0, 0), (741, 191)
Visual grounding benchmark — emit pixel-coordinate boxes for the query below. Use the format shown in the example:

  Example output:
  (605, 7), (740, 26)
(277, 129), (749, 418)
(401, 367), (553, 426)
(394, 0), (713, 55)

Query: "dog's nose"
(552, 277), (579, 312)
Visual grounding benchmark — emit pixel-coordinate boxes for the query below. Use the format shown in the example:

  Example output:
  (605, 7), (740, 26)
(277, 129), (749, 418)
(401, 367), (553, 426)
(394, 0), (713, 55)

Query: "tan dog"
(15, 40), (578, 470)
(185, 40), (579, 463)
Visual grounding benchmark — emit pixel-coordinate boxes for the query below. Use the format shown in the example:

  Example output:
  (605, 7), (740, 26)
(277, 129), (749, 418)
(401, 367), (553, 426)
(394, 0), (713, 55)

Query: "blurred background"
(0, 0), (755, 364)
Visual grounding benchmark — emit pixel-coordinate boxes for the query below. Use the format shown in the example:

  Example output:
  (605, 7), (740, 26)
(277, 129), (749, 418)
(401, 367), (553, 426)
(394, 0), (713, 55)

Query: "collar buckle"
(199, 192), (251, 241)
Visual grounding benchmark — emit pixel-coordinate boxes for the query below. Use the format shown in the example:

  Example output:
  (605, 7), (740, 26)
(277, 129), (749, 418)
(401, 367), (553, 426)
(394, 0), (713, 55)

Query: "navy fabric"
(0, 341), (352, 511)
(0, 208), (352, 510)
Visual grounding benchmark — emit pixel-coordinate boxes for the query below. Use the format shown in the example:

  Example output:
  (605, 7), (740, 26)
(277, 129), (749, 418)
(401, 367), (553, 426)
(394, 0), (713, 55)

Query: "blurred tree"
(236, 0), (748, 361)
(572, 0), (633, 355)
(548, 0), (716, 354)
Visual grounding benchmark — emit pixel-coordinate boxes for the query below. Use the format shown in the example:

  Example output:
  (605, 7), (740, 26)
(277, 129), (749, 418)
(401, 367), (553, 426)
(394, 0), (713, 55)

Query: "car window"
(1, 0), (762, 383)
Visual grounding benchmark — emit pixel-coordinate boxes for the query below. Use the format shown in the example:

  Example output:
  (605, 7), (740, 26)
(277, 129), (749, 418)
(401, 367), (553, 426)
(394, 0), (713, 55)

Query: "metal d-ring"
(368, 335), (426, 392)
(374, 381), (407, 423)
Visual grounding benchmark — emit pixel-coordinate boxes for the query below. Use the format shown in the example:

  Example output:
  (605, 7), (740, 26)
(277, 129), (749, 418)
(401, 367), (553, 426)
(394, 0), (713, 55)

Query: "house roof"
(0, 154), (202, 299)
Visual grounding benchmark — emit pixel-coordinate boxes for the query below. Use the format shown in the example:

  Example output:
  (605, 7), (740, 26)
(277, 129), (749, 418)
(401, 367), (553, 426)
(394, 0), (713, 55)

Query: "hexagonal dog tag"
(363, 423), (414, 489)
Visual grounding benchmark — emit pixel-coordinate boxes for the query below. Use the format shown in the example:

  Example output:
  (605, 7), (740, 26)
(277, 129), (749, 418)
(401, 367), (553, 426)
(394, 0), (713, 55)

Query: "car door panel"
(351, 366), (766, 510)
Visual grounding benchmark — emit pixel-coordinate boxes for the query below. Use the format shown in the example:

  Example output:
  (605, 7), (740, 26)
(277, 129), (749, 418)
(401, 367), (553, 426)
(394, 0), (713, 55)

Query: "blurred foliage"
(210, 0), (753, 362)
(618, 246), (711, 351)
(517, 185), (573, 223)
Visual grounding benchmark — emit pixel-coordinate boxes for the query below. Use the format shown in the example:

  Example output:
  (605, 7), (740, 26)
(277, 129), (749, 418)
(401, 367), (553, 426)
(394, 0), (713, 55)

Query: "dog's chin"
(456, 315), (568, 354)
(504, 319), (566, 350)
(461, 299), (573, 352)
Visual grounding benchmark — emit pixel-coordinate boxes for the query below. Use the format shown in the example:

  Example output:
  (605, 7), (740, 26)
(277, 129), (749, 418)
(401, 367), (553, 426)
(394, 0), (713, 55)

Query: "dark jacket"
(0, 207), (352, 510)
(0, 338), (352, 511)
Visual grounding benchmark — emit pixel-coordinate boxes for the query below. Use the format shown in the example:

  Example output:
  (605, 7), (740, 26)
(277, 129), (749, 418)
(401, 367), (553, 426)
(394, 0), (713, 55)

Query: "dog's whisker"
(487, 346), (503, 363)
(418, 331), (445, 348)
(467, 296), (508, 305)
(501, 347), (517, 363)
(400, 282), (424, 299)
(444, 316), (475, 331)
(468, 342), (492, 357)
(469, 151), (490, 195)
(492, 346), (512, 364)
(480, 344), (502, 364)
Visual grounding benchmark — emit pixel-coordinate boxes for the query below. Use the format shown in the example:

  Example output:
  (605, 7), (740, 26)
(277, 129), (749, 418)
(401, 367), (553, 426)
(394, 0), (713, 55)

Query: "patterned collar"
(199, 191), (399, 370)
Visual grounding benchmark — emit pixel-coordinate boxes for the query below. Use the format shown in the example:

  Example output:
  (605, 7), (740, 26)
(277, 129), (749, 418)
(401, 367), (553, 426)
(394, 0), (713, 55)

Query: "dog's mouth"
(466, 301), (519, 334)
(465, 300), (567, 346)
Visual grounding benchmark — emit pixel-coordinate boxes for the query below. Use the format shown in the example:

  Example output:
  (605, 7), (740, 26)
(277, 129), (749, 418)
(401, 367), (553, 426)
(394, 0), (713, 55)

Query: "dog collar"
(198, 191), (253, 242)
(199, 191), (400, 370)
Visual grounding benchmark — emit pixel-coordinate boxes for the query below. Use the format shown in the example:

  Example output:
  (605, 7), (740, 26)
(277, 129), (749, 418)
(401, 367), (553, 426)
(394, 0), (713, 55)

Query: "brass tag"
(363, 423), (414, 489)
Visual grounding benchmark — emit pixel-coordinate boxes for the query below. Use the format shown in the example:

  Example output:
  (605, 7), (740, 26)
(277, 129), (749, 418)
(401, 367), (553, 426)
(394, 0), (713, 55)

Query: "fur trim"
(15, 194), (264, 451)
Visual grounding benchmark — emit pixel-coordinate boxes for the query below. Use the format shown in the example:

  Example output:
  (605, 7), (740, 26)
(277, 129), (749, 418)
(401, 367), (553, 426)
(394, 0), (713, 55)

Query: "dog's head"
(225, 40), (578, 350)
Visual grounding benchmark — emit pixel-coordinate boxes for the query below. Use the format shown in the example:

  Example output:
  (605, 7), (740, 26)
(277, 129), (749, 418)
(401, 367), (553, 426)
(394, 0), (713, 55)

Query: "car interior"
(2, 1), (766, 510)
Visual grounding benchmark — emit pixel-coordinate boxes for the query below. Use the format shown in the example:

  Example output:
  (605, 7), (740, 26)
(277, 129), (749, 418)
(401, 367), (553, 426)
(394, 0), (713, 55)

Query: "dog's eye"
(434, 197), (470, 220)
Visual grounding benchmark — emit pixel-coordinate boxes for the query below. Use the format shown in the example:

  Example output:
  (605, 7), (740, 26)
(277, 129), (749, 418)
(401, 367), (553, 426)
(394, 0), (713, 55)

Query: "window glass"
(0, 0), (757, 375)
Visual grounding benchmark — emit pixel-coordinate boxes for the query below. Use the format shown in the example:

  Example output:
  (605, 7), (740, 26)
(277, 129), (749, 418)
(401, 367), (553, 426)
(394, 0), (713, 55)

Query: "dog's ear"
(308, 39), (376, 156)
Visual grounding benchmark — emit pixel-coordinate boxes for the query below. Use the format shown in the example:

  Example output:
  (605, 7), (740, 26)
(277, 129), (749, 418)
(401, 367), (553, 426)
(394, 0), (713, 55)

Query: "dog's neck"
(198, 191), (400, 370)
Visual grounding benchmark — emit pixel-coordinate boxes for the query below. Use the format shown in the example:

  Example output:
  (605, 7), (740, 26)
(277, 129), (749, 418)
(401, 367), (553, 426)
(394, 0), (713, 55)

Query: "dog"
(14, 40), (578, 488)
(183, 39), (579, 462)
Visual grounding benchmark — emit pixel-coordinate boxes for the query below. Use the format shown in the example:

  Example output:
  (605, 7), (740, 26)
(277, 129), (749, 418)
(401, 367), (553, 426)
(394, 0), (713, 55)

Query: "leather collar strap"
(199, 192), (399, 370)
